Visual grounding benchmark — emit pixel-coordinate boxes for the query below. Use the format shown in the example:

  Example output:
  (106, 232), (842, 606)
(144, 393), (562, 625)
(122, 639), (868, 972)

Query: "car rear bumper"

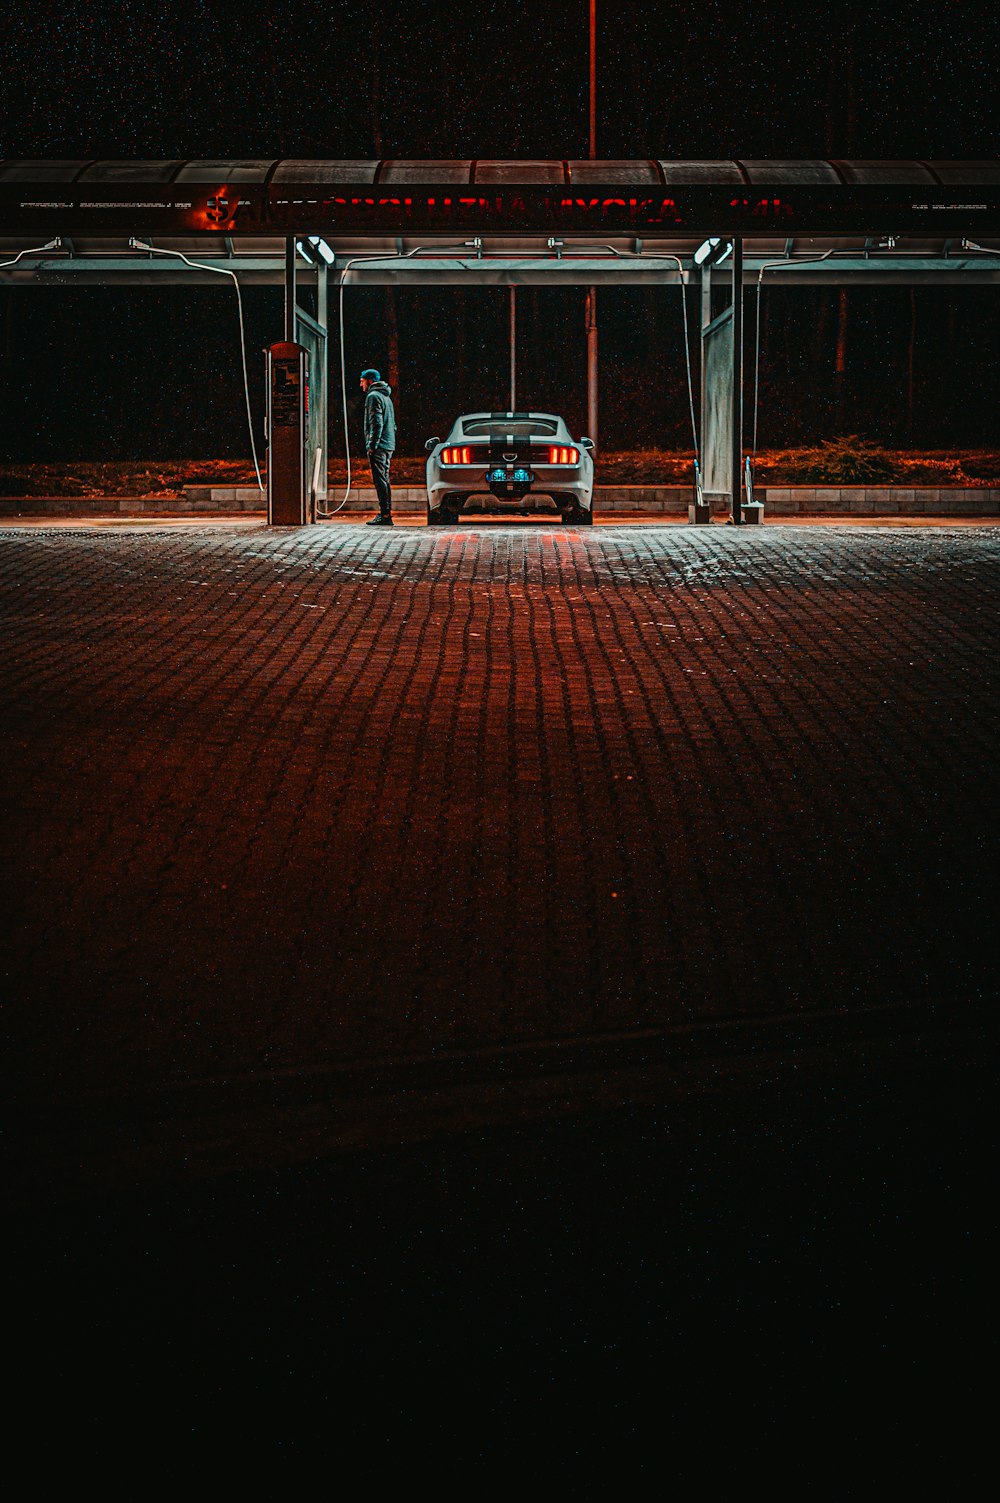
(428, 471), (592, 510)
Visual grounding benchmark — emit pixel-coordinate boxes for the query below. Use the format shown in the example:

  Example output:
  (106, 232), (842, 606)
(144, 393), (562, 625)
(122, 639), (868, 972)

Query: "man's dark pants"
(369, 450), (393, 517)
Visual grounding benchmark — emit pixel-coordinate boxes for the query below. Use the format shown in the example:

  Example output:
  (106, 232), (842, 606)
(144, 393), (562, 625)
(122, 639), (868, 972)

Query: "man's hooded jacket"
(364, 381), (396, 454)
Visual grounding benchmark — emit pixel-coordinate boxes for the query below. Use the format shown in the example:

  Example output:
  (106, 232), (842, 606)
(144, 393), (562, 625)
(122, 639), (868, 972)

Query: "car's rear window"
(462, 419), (559, 437)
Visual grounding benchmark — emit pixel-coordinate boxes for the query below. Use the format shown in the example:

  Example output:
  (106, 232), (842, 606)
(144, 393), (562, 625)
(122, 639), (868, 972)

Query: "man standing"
(360, 368), (397, 527)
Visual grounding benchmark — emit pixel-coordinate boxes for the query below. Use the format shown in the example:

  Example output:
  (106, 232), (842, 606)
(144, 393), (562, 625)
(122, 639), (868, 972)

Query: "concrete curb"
(2, 485), (997, 518)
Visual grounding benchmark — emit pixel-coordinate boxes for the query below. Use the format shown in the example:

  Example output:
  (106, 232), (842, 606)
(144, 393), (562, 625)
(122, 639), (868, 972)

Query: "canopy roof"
(2, 161), (996, 283)
(1, 159), (997, 241)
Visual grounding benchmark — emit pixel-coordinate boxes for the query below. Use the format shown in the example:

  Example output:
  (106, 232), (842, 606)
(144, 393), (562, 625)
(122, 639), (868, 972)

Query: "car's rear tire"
(428, 494), (462, 525)
(562, 503), (593, 526)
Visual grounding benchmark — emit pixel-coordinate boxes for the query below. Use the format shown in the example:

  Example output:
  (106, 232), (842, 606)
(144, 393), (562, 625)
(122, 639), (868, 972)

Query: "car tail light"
(548, 446), (579, 464)
(441, 446), (472, 465)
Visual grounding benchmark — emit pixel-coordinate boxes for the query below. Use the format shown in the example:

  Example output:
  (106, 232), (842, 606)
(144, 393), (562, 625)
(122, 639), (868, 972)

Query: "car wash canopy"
(1, 158), (997, 250)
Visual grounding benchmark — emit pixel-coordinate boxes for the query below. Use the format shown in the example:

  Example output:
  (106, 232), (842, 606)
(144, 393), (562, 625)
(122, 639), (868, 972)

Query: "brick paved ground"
(3, 521), (997, 1133)
(5, 520), (998, 1450)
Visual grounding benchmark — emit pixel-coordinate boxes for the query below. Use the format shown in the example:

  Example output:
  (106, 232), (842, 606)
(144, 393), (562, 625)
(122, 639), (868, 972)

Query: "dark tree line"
(1, 282), (996, 462)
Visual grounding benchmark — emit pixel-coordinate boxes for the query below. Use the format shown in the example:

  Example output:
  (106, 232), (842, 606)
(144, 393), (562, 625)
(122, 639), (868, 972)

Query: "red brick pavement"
(3, 522), (998, 1126)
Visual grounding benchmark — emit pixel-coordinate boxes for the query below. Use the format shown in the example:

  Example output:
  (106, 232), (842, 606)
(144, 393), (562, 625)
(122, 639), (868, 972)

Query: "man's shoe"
(366, 514), (394, 526)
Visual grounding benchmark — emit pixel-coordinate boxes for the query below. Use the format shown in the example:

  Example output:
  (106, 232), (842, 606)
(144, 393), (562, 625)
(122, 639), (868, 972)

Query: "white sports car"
(425, 411), (595, 524)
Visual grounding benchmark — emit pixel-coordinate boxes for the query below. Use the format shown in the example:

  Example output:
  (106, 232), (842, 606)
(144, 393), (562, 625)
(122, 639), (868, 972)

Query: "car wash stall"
(2, 158), (998, 524)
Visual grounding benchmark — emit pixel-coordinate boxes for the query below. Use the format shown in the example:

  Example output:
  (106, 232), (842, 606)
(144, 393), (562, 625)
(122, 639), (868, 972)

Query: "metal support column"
(317, 260), (328, 353)
(316, 260), (329, 510)
(730, 237), (743, 524)
(700, 262), (712, 383)
(699, 264), (732, 520)
(689, 263), (714, 523)
(284, 238), (296, 342)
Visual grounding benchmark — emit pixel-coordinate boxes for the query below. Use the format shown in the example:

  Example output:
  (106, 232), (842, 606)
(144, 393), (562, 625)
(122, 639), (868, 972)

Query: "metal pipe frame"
(3, 256), (996, 286)
(284, 237), (296, 341)
(731, 238), (744, 525)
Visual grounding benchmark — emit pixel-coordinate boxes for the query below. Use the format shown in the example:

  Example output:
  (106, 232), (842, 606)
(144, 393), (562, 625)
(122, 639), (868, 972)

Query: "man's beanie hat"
(361, 368), (381, 381)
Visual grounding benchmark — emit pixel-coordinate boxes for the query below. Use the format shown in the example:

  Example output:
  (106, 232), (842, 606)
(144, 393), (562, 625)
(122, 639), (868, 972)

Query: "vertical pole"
(687, 259), (714, 523)
(586, 288), (599, 447)
(699, 261), (711, 443)
(509, 285), (516, 410)
(317, 258), (328, 339)
(587, 0), (598, 446)
(317, 259), (329, 507)
(731, 237), (743, 523)
(835, 285), (848, 428)
(589, 0), (597, 161)
(700, 262), (712, 334)
(284, 237), (296, 342)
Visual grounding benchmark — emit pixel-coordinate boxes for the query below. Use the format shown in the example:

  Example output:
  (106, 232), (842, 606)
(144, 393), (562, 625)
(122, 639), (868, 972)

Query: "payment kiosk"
(266, 340), (310, 525)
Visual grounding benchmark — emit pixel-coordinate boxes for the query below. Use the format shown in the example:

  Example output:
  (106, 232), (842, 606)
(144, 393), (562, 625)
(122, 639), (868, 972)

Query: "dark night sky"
(5, 0), (998, 160)
(2, 1), (998, 460)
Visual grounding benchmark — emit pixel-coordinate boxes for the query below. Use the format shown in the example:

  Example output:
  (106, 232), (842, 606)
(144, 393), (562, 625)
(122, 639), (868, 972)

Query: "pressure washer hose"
(127, 240), (264, 494)
(551, 246), (700, 461)
(751, 250), (835, 458)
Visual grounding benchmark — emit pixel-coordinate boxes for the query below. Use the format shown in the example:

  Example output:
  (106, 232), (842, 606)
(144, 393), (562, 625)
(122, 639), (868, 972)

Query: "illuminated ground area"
(5, 522), (996, 1142)
(5, 522), (996, 1425)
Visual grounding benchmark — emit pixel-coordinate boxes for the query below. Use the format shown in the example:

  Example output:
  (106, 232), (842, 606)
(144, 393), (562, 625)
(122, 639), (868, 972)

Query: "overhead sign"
(2, 182), (997, 236)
